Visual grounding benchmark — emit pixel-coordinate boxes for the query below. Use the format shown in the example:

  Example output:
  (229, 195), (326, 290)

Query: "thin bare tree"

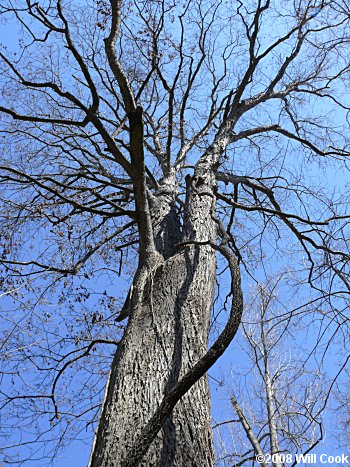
(214, 279), (338, 467)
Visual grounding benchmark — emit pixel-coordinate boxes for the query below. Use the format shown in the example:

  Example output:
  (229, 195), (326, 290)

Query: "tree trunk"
(89, 166), (217, 466)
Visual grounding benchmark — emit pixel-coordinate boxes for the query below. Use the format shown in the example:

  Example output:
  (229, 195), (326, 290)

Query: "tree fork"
(89, 167), (220, 466)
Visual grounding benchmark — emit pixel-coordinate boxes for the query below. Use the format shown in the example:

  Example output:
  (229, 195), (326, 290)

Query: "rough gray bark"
(89, 166), (218, 466)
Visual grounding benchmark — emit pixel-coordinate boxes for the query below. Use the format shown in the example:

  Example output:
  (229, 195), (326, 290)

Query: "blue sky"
(1, 3), (350, 466)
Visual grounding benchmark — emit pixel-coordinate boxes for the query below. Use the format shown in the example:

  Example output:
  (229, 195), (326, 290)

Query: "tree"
(214, 279), (329, 467)
(1, 0), (350, 465)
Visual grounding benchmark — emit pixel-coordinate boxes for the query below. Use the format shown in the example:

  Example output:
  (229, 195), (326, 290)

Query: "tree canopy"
(1, 0), (350, 465)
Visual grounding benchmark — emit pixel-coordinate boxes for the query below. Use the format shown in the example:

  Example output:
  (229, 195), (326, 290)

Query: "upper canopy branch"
(194, 2), (338, 171)
(105, 0), (136, 115)
(57, 0), (100, 114)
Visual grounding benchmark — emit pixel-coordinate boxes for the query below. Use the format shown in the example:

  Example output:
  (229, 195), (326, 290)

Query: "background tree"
(1, 0), (350, 465)
(214, 279), (334, 467)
